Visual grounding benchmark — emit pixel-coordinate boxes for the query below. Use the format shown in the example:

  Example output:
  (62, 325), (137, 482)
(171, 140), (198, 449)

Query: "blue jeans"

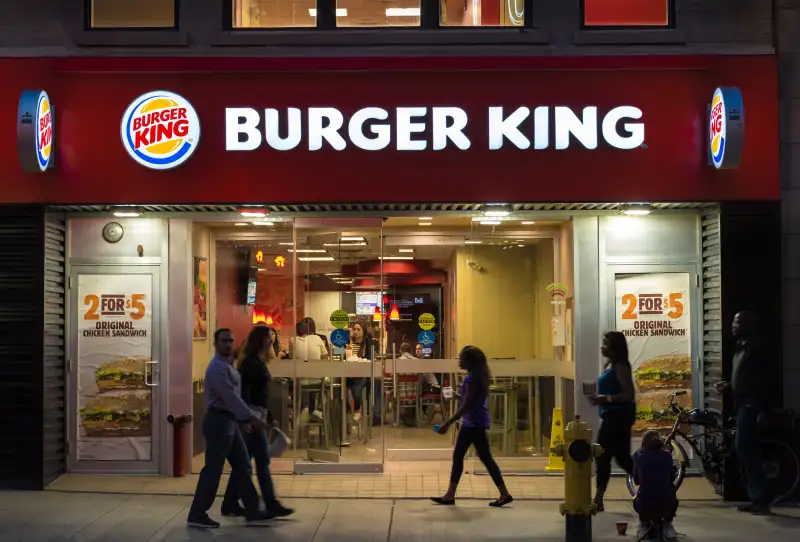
(347, 377), (382, 420)
(735, 400), (769, 505)
(222, 423), (277, 508)
(188, 410), (261, 521)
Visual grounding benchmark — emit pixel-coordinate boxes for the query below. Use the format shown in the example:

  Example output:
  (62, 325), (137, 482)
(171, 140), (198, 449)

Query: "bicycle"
(626, 390), (800, 503)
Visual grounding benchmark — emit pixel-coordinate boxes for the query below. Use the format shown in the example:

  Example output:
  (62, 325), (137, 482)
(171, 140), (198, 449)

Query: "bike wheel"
(754, 438), (800, 504)
(627, 437), (689, 497)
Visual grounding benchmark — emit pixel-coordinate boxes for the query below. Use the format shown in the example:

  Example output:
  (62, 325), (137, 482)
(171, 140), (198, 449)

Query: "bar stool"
(488, 377), (517, 455)
(298, 377), (329, 449)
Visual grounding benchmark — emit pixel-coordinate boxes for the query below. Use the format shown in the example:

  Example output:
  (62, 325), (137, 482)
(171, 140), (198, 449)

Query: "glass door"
(291, 218), (385, 473)
(67, 265), (161, 473)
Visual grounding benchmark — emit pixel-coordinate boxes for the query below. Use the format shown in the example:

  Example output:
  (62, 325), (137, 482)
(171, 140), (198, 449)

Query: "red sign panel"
(584, 0), (670, 27)
(0, 56), (778, 205)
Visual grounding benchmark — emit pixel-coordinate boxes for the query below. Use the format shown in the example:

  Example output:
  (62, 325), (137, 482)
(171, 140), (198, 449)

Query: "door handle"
(145, 360), (160, 387)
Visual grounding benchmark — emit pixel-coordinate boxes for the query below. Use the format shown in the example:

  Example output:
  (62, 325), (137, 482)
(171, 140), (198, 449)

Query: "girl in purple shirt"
(431, 346), (513, 507)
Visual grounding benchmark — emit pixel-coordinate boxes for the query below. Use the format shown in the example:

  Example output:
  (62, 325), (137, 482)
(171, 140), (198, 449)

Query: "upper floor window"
(231, 0), (525, 28)
(582, 0), (671, 28)
(88, 0), (177, 28)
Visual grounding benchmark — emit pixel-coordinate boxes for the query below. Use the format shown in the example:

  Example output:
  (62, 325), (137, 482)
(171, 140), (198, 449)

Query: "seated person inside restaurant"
(397, 342), (440, 426)
(290, 319), (328, 423)
(633, 430), (679, 540)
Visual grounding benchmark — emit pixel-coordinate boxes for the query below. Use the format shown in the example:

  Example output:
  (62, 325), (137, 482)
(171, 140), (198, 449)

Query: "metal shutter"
(701, 209), (722, 412)
(43, 215), (66, 485)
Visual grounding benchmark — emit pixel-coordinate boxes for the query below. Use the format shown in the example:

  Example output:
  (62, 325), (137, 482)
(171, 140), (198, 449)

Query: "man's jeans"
(222, 420), (277, 508)
(735, 400), (769, 505)
(188, 410), (261, 520)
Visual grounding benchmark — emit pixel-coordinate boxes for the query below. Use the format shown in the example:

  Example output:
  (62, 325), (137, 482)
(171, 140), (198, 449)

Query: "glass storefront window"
(440, 0), (524, 27)
(232, 0), (317, 28)
(89, 0), (176, 28)
(583, 0), (670, 27)
(336, 0), (421, 27)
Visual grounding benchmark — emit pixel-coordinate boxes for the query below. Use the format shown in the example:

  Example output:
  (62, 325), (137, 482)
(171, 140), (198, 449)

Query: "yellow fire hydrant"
(551, 415), (604, 542)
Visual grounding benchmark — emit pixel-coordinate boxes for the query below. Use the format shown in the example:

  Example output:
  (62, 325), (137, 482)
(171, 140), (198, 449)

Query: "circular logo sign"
(121, 90), (200, 170)
(330, 329), (350, 348)
(36, 91), (53, 171)
(418, 313), (436, 331)
(709, 87), (744, 170)
(330, 309), (350, 329)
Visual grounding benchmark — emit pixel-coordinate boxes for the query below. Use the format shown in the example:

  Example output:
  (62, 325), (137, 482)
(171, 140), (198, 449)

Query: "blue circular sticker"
(418, 330), (435, 347)
(330, 329), (350, 348)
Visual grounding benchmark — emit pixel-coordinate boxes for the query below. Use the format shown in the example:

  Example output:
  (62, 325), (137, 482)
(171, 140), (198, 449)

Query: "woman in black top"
(220, 325), (293, 518)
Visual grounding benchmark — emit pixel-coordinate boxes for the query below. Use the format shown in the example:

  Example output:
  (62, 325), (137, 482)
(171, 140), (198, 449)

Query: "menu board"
(355, 291), (382, 315)
(77, 274), (153, 461)
(615, 273), (692, 436)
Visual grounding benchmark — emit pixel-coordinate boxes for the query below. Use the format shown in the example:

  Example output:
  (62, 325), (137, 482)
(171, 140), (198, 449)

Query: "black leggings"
(450, 426), (506, 489)
(596, 409), (635, 493)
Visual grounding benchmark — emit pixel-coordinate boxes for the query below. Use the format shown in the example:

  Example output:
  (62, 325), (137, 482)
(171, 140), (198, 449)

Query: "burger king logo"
(36, 92), (53, 171)
(121, 91), (200, 170)
(709, 89), (726, 169)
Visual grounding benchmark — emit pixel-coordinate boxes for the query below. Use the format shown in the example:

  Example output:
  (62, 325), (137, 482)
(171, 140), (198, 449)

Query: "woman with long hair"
(590, 331), (637, 512)
(221, 325), (293, 519)
(347, 320), (376, 423)
(431, 346), (513, 507)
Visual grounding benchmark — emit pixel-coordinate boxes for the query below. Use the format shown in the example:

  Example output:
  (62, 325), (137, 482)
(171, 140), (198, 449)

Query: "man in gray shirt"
(187, 328), (273, 528)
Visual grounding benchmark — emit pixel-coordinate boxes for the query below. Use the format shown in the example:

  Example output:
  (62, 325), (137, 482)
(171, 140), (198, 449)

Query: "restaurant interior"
(190, 212), (575, 473)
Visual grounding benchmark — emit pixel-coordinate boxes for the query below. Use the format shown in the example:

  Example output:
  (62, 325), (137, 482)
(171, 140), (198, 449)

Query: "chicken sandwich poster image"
(77, 274), (153, 461)
(615, 273), (692, 435)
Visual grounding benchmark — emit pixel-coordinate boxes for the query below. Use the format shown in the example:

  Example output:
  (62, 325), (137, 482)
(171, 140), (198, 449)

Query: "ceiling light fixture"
(237, 207), (268, 218)
(324, 242), (366, 247)
(465, 240), (483, 245)
(112, 206), (141, 217)
(325, 272), (342, 276)
(298, 257), (335, 262)
(398, 249), (415, 253)
(482, 203), (512, 217)
(621, 204), (653, 216)
(340, 236), (365, 242)
(521, 221), (535, 225)
(386, 7), (420, 16)
(419, 222), (432, 226)
(288, 249), (327, 253)
(418, 217), (433, 220)
(380, 256), (414, 260)
(234, 222), (248, 226)
(279, 242), (294, 246)
(251, 221), (275, 226)
(480, 220), (502, 226)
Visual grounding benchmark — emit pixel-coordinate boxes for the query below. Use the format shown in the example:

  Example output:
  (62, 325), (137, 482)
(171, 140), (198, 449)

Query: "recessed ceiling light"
(237, 207), (268, 218)
(112, 206), (141, 217)
(325, 272), (342, 276)
(298, 257), (335, 262)
(419, 222), (432, 226)
(465, 240), (482, 245)
(324, 242), (366, 247)
(418, 217), (433, 220)
(251, 221), (275, 226)
(234, 222), (248, 226)
(288, 249), (327, 253)
(380, 256), (414, 260)
(279, 242), (294, 246)
(521, 221), (535, 225)
(340, 237), (365, 242)
(480, 220), (501, 225)
(482, 203), (512, 217)
(621, 204), (652, 216)
(518, 244), (525, 247)
(398, 249), (415, 253)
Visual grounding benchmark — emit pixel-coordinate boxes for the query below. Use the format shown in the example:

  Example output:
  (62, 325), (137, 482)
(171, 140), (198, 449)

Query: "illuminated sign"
(255, 250), (264, 263)
(709, 87), (744, 170)
(17, 90), (54, 172)
(274, 255), (285, 268)
(121, 90), (200, 170)
(225, 106), (645, 152)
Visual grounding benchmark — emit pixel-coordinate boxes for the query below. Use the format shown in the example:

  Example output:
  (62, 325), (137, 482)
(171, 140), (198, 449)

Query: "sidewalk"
(47, 473), (720, 501)
(1, 491), (798, 542)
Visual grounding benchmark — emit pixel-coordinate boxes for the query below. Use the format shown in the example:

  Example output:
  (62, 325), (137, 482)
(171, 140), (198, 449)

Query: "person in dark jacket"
(715, 311), (772, 515)
(633, 431), (679, 539)
(220, 325), (294, 519)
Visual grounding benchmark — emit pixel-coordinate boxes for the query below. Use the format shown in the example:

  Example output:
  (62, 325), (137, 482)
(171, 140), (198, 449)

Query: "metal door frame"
(66, 264), (164, 474)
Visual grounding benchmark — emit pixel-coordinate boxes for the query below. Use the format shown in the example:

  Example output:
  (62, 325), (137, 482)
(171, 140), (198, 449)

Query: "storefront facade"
(0, 55), (781, 488)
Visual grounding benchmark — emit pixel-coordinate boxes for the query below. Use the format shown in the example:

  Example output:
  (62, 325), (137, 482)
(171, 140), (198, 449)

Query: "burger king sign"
(121, 90), (200, 170)
(709, 87), (744, 170)
(17, 90), (54, 173)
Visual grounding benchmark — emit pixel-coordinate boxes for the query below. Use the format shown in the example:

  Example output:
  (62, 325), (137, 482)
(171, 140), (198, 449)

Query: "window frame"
(219, 0), (545, 42)
(67, 0), (188, 46)
(579, 0), (675, 31)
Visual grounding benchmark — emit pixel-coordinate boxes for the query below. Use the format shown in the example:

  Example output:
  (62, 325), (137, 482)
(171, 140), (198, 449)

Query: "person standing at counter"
(187, 329), (273, 529)
(221, 325), (294, 519)
(431, 346), (513, 508)
(590, 331), (637, 513)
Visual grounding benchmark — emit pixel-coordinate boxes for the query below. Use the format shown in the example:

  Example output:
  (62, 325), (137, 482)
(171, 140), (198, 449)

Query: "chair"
(488, 377), (517, 455)
(395, 375), (420, 426)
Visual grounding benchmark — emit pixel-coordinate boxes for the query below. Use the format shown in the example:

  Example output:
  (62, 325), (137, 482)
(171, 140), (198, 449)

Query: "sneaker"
(246, 510), (276, 526)
(220, 503), (246, 517)
(311, 410), (323, 421)
(353, 412), (361, 422)
(187, 514), (221, 529)
(635, 522), (649, 540)
(663, 521), (678, 539)
(267, 502), (295, 518)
